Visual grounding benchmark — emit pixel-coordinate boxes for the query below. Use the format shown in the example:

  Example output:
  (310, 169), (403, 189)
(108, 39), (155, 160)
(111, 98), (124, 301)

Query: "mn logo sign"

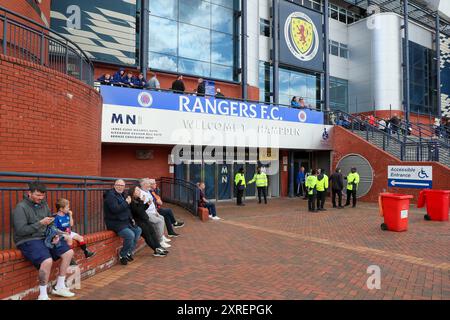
(284, 12), (319, 62)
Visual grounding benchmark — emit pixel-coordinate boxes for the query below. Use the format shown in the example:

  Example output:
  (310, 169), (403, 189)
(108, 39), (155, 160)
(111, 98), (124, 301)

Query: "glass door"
(245, 163), (256, 198)
(189, 163), (202, 185)
(204, 163), (216, 200)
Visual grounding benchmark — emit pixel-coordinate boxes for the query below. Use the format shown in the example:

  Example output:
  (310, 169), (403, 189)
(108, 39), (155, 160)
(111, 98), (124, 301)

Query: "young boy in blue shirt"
(54, 198), (96, 260)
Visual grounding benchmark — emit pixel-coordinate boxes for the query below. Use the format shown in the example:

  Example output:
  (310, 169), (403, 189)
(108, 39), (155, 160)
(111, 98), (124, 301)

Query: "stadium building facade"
(45, 0), (450, 199)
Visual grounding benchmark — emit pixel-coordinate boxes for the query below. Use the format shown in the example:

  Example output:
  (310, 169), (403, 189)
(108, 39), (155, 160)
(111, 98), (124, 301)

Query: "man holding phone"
(13, 182), (75, 300)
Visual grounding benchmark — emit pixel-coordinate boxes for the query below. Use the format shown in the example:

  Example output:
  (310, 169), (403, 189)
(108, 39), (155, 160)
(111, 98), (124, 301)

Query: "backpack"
(44, 222), (63, 249)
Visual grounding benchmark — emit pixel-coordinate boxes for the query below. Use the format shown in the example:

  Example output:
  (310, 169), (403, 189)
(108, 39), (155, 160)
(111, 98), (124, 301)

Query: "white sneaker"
(209, 215), (213, 218)
(162, 236), (171, 242)
(51, 287), (75, 298)
(160, 241), (171, 248)
(37, 295), (51, 300)
(212, 216), (221, 220)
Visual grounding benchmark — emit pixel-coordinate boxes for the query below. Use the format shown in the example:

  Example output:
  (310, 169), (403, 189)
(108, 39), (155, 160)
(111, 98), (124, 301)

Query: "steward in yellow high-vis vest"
(316, 170), (329, 211)
(235, 167), (246, 206)
(248, 167), (268, 204)
(305, 169), (318, 212)
(345, 167), (360, 208)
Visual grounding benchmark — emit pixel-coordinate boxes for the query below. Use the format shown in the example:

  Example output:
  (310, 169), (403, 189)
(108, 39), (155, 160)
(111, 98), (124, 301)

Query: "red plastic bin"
(379, 193), (413, 232)
(417, 190), (450, 221)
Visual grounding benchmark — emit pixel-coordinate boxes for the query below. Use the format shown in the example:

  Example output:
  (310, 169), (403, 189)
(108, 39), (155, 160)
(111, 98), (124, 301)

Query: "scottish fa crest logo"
(284, 12), (319, 61)
(322, 128), (329, 140)
(138, 91), (153, 107)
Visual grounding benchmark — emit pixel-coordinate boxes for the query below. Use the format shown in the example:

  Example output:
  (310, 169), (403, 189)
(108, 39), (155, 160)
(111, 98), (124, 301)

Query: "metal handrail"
(0, 172), (199, 250)
(157, 177), (199, 217)
(369, 114), (450, 148)
(0, 6), (94, 85)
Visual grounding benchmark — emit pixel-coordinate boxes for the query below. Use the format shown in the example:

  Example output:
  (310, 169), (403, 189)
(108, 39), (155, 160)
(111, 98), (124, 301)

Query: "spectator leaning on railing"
(13, 182), (76, 300)
(134, 73), (147, 89)
(291, 96), (300, 108)
(171, 74), (185, 93)
(112, 68), (126, 85)
(147, 72), (160, 89)
(103, 179), (142, 266)
(123, 71), (135, 88)
(215, 88), (225, 98)
(197, 78), (205, 97)
(97, 73), (113, 85)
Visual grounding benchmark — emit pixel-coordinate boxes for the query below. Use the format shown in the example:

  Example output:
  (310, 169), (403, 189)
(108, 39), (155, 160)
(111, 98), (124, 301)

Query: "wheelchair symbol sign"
(418, 168), (429, 179)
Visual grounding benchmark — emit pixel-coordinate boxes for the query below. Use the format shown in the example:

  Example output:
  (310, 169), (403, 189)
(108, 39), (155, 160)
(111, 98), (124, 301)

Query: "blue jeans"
(205, 202), (216, 217)
(117, 226), (142, 258)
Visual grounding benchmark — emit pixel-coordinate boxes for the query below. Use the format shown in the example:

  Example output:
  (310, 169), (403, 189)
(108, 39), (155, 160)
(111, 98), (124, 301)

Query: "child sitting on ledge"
(53, 198), (96, 263)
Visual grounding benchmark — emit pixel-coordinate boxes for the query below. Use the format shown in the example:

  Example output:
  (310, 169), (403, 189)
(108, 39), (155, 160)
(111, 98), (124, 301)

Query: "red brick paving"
(60, 198), (449, 300)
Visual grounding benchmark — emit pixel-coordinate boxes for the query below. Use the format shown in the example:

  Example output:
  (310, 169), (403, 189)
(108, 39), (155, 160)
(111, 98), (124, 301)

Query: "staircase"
(332, 111), (450, 168)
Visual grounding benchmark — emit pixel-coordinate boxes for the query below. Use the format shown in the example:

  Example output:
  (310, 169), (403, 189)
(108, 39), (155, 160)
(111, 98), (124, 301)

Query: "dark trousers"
(205, 202), (216, 217)
(257, 187), (267, 204)
(308, 193), (316, 211)
(117, 226), (142, 258)
(345, 189), (357, 207)
(136, 220), (160, 251)
(158, 208), (176, 234)
(332, 189), (343, 207)
(237, 188), (244, 205)
(316, 191), (326, 209)
(296, 182), (306, 196)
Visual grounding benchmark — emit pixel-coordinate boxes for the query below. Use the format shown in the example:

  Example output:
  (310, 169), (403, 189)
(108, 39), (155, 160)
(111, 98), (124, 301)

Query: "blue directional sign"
(387, 166), (432, 189)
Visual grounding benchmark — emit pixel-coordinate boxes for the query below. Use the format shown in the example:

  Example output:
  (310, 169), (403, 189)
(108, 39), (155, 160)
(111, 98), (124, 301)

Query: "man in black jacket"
(329, 168), (344, 209)
(197, 78), (205, 97)
(171, 74), (185, 93)
(104, 179), (142, 265)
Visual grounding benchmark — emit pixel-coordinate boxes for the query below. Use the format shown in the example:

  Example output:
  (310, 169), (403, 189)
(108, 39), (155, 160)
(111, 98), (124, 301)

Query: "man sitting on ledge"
(13, 182), (75, 300)
(104, 179), (142, 266)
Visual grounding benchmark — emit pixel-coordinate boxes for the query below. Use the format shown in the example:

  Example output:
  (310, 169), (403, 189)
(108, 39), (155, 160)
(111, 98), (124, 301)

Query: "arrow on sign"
(390, 180), (430, 187)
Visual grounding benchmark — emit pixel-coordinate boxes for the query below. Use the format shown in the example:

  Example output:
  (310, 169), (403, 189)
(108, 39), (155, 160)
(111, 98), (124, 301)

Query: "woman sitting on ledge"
(128, 185), (169, 257)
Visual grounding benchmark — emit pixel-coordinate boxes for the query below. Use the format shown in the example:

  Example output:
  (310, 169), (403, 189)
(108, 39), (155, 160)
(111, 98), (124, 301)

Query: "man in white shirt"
(139, 178), (171, 248)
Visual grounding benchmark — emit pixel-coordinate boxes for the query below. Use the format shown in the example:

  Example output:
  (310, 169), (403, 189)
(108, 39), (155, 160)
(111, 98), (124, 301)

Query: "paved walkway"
(68, 198), (450, 300)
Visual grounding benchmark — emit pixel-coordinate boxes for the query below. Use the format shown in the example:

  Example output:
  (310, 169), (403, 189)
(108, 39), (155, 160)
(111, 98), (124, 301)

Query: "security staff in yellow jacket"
(305, 169), (318, 212)
(316, 169), (329, 211)
(248, 167), (268, 204)
(235, 167), (246, 206)
(345, 167), (360, 208)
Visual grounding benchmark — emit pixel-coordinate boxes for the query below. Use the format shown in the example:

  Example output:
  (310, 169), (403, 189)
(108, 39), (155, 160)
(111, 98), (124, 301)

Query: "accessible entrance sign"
(387, 166), (432, 189)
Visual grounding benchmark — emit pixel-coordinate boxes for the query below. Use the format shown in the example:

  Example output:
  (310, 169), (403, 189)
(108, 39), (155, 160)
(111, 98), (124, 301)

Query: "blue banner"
(388, 179), (432, 189)
(205, 80), (215, 96)
(101, 85), (324, 125)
